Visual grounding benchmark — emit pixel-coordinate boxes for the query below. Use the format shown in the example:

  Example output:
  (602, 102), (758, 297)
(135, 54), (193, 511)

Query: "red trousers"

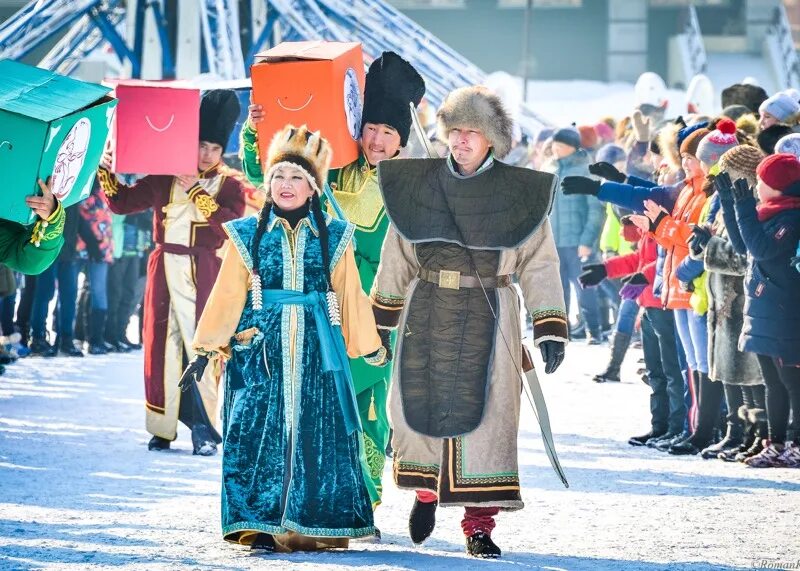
(416, 490), (500, 537)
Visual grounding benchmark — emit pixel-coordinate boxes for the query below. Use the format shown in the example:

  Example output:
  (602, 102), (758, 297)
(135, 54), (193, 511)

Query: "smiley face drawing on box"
(113, 82), (200, 175)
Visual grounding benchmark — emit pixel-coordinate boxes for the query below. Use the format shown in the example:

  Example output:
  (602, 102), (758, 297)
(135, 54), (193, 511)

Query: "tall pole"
(522, 0), (532, 103)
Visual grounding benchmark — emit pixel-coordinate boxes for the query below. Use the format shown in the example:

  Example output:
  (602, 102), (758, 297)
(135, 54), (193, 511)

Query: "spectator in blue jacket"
(543, 125), (605, 343)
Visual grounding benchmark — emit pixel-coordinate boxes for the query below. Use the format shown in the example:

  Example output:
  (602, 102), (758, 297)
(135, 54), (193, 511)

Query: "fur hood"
(437, 86), (513, 158)
(657, 122), (682, 173)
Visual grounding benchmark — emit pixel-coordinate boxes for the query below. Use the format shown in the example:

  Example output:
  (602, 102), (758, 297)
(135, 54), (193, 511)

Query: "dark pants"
(106, 256), (141, 343)
(15, 275), (36, 344)
(641, 307), (686, 433)
(0, 292), (17, 336)
(557, 247), (602, 338)
(30, 261), (79, 341)
(75, 262), (110, 344)
(756, 354), (800, 444)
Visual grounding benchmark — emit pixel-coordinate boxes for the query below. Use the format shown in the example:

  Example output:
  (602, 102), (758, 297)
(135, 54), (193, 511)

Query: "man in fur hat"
(371, 86), (568, 558)
(241, 52), (425, 516)
(97, 89), (247, 456)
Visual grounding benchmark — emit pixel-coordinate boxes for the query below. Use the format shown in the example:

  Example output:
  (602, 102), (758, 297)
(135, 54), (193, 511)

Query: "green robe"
(0, 202), (65, 275)
(239, 125), (393, 506)
(327, 155), (395, 506)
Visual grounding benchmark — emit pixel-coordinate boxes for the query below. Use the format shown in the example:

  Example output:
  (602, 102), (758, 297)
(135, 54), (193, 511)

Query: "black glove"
(178, 355), (209, 392)
(714, 171), (734, 202)
(732, 177), (752, 202)
(561, 176), (600, 196)
(578, 263), (607, 288)
(378, 329), (393, 363)
(648, 211), (668, 233)
(688, 225), (712, 257)
(540, 340), (565, 375)
(589, 162), (626, 183)
(623, 272), (649, 286)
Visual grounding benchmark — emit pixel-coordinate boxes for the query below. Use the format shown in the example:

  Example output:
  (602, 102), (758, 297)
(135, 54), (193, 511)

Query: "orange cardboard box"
(251, 41), (365, 169)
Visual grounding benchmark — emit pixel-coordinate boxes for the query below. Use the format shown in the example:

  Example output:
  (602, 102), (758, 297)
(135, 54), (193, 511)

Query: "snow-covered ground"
(1, 340), (797, 571)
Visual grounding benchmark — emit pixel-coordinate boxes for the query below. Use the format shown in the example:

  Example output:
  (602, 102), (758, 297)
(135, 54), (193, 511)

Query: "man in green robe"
(1, 178), (66, 275)
(240, 52), (425, 511)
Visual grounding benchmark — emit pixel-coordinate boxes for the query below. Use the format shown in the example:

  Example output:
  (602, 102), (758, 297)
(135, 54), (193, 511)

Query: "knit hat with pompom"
(696, 118), (738, 166)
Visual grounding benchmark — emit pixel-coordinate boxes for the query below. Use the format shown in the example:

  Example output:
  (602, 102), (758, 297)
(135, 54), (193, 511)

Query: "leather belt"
(417, 268), (512, 290)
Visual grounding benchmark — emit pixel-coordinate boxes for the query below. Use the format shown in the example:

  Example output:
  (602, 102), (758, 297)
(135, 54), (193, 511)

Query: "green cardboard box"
(0, 60), (117, 225)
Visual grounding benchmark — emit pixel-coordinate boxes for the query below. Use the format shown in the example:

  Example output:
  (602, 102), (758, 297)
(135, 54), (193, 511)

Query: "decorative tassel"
(368, 390), (377, 421)
(251, 272), (263, 311)
(326, 290), (341, 326)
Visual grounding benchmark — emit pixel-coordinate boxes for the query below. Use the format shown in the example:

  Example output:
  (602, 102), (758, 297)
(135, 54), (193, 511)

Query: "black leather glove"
(378, 329), (393, 363)
(714, 171), (734, 202)
(688, 225), (713, 257)
(540, 340), (565, 375)
(732, 177), (752, 202)
(589, 162), (626, 183)
(178, 355), (209, 392)
(561, 176), (600, 196)
(578, 263), (607, 288)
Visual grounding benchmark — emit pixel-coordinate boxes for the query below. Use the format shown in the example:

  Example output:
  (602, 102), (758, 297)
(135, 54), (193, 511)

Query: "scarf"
(756, 195), (800, 222)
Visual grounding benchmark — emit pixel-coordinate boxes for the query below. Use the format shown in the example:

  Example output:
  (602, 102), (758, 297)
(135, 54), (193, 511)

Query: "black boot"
(701, 421), (743, 459)
(148, 435), (171, 451)
(669, 373), (723, 455)
(629, 429), (667, 447)
(719, 405), (755, 461)
(593, 332), (631, 383)
(88, 309), (109, 355)
(466, 532), (501, 559)
(192, 424), (218, 456)
(735, 409), (767, 462)
(250, 533), (275, 552)
(58, 337), (84, 357)
(29, 336), (57, 357)
(409, 497), (437, 545)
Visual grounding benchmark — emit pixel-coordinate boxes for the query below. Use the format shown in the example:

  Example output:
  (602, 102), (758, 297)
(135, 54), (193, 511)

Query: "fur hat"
(656, 122), (682, 171)
(735, 113), (759, 139)
(696, 118), (738, 166)
(199, 89), (241, 150)
(757, 123), (794, 155)
(718, 145), (764, 188)
(437, 85), (513, 158)
(721, 83), (768, 115)
(264, 125), (332, 194)
(361, 51), (425, 147)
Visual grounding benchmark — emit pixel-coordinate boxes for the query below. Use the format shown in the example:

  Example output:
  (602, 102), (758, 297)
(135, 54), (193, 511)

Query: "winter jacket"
(698, 201), (762, 385)
(727, 195), (800, 366)
(545, 149), (605, 249)
(604, 232), (660, 308)
(76, 184), (114, 264)
(651, 177), (707, 310)
(599, 203), (634, 256)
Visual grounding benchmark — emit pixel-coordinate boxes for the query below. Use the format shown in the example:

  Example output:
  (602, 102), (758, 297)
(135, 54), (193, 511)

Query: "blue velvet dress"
(218, 212), (375, 543)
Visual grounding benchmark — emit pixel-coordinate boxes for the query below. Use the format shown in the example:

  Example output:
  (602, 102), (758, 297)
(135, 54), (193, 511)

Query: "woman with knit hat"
(186, 125), (390, 550)
(685, 144), (766, 461)
(716, 153), (800, 467)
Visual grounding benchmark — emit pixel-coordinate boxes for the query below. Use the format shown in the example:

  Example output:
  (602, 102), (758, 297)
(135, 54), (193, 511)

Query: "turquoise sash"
(261, 289), (361, 435)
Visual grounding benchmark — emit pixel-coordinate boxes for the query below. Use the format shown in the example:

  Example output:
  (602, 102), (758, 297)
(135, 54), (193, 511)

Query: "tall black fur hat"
(361, 52), (425, 147)
(199, 89), (241, 150)
(721, 84), (768, 116)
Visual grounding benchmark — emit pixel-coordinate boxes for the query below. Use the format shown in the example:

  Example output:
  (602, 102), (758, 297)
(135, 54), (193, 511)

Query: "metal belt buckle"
(438, 270), (461, 290)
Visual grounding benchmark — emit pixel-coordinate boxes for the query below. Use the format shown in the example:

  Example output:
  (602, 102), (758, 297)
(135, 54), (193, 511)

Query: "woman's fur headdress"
(264, 125), (332, 194)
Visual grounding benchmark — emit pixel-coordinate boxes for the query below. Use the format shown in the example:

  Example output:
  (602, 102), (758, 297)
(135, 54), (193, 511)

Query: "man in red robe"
(98, 90), (246, 455)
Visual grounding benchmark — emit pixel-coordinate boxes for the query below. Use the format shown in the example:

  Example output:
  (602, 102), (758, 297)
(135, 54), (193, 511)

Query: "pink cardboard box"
(112, 80), (200, 175)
